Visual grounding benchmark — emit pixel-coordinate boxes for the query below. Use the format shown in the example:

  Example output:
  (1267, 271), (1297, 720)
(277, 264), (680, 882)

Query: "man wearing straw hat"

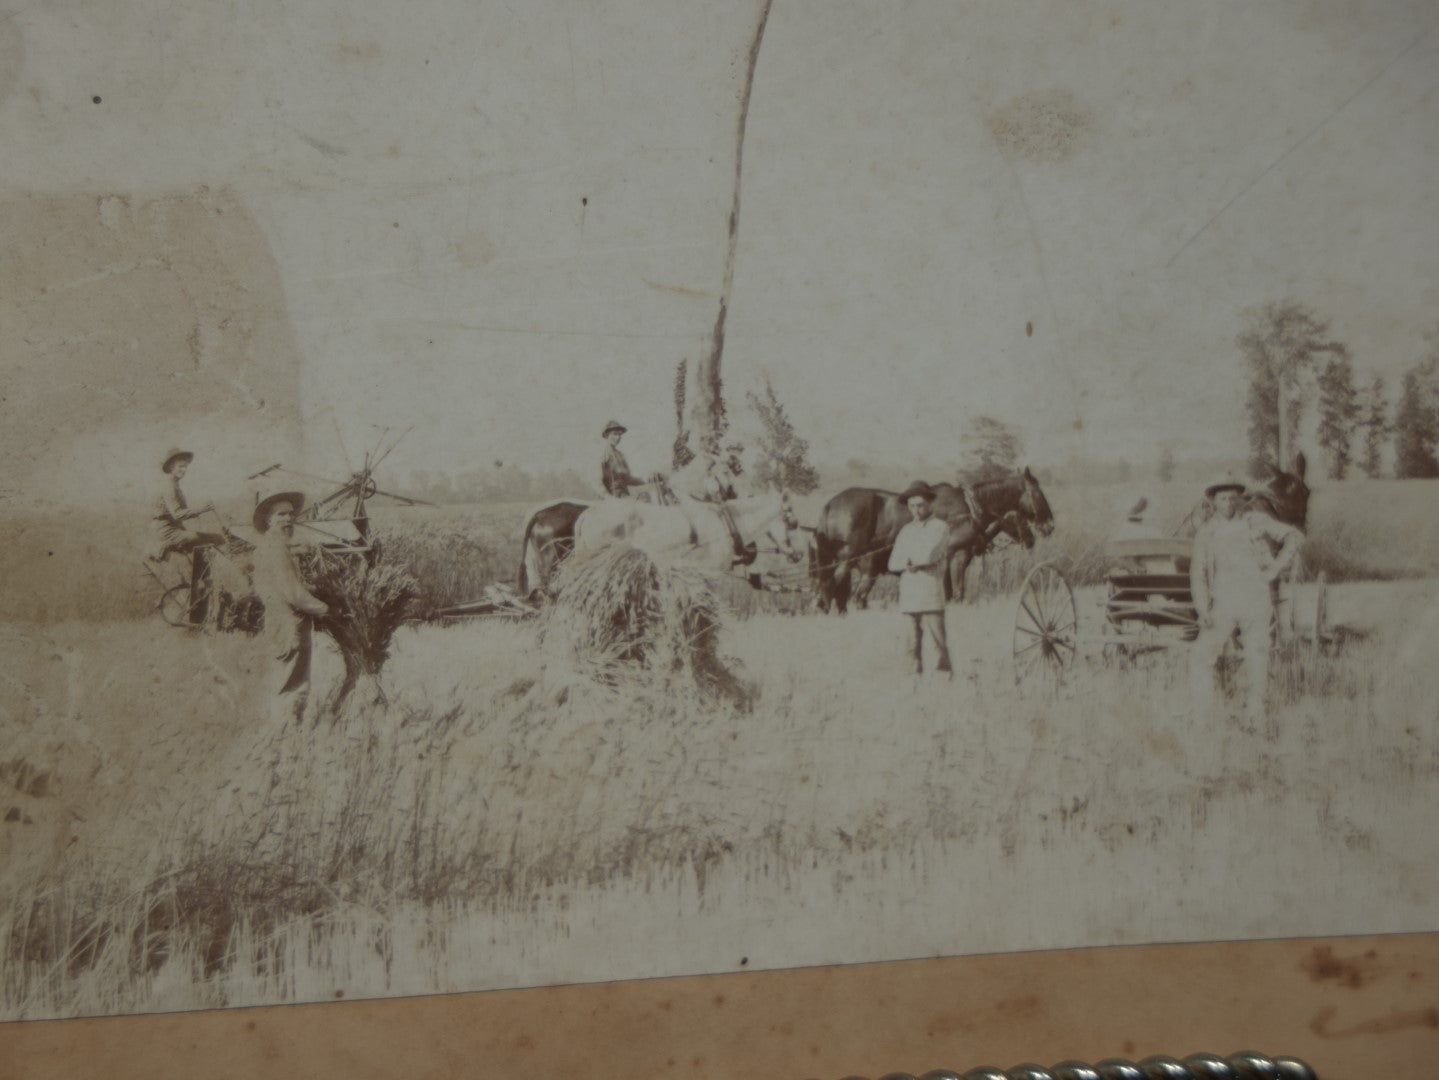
(250, 490), (329, 721)
(1189, 474), (1303, 719)
(152, 448), (225, 624)
(888, 481), (953, 676)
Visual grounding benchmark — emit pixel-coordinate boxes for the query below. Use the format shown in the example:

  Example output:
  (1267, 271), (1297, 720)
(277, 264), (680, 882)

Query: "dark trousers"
(908, 612), (952, 674)
(279, 619), (315, 695)
(187, 546), (213, 625)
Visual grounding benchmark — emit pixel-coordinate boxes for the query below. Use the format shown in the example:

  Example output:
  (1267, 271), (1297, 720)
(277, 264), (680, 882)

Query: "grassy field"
(3, 477), (1435, 1019)
(3, 569), (1436, 1019)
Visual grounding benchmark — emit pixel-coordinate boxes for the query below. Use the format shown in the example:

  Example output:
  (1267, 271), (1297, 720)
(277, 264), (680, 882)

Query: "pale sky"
(3, 0), (1437, 502)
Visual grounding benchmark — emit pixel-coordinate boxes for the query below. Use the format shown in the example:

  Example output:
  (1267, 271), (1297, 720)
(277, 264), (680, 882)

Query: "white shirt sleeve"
(888, 524), (913, 574)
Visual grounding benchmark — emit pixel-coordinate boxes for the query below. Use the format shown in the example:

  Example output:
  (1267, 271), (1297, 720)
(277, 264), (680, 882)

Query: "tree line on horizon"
(398, 300), (1439, 506)
(1240, 299), (1439, 480)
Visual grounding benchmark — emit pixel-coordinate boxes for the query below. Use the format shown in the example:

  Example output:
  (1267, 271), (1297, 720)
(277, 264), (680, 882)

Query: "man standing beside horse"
(1189, 476), (1303, 720)
(888, 482), (953, 676)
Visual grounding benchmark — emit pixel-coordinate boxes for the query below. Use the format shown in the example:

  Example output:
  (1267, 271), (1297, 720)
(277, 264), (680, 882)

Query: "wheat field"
(3, 553), (1435, 1019)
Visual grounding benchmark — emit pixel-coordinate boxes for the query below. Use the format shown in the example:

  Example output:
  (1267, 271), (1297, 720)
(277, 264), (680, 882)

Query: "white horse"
(573, 489), (800, 579)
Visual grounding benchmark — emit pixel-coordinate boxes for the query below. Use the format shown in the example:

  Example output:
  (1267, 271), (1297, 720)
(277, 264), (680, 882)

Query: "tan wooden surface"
(3, 933), (1435, 1079)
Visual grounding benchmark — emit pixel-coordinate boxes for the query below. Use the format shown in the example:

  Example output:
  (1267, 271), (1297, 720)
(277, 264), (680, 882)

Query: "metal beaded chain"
(823, 1051), (1319, 1080)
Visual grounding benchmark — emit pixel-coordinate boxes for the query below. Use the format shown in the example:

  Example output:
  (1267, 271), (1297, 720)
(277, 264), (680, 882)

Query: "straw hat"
(602, 420), (627, 437)
(899, 481), (936, 502)
(1204, 475), (1246, 500)
(253, 491), (305, 533)
(161, 448), (193, 473)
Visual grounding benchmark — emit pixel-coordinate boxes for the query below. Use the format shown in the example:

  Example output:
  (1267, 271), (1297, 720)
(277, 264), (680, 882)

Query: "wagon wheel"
(1013, 562), (1077, 684)
(159, 584), (198, 628)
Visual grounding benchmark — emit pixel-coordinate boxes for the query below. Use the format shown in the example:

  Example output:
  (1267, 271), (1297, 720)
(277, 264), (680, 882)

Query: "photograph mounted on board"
(2, 0), (1437, 1022)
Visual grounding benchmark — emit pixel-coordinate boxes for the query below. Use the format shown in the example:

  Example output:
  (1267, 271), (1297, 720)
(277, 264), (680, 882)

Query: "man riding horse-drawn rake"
(517, 420), (801, 602)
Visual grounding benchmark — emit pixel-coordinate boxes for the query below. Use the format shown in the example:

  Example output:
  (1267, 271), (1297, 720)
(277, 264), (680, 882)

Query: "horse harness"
(957, 483), (1019, 557)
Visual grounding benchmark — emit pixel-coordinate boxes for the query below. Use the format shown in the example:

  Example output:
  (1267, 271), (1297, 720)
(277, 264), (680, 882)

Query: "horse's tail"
(804, 526), (821, 586)
(809, 505), (838, 611)
(518, 511), (542, 597)
(812, 502), (837, 574)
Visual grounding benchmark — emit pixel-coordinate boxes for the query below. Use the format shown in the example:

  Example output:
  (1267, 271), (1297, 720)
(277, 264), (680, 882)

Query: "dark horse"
(811, 468), (1055, 614)
(1176, 453), (1310, 621)
(1177, 453), (1310, 538)
(517, 499), (589, 599)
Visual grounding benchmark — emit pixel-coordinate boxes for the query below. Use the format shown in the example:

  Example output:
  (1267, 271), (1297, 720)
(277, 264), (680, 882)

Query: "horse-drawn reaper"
(810, 468), (1056, 614)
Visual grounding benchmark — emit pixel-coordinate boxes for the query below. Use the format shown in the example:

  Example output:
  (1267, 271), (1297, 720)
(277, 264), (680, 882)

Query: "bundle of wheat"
(299, 551), (419, 712)
(538, 544), (747, 704)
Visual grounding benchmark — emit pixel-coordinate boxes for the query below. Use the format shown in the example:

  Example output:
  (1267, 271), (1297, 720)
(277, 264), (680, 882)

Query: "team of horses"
(515, 455), (1311, 612)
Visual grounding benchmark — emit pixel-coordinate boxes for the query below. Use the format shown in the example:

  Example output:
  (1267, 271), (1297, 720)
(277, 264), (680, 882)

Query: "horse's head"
(1249, 452), (1309, 531)
(1017, 466), (1055, 538)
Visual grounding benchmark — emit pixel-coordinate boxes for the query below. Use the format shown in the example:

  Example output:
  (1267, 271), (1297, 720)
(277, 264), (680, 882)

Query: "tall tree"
(1238, 301), (1345, 472)
(672, 357), (696, 471)
(687, 0), (774, 460)
(1360, 374), (1390, 479)
(1315, 348), (1360, 479)
(746, 374), (820, 494)
(960, 416), (1024, 481)
(1394, 360), (1439, 478)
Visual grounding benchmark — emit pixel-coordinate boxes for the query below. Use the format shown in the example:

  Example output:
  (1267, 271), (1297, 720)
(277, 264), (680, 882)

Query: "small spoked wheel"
(159, 584), (196, 628)
(1013, 562), (1078, 685)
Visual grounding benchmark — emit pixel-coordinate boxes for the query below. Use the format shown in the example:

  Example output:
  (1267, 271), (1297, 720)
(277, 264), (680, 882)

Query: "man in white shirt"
(888, 481), (952, 675)
(1189, 476), (1304, 719)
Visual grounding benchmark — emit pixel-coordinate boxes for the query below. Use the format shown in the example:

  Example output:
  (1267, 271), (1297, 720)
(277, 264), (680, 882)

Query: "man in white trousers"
(1189, 476), (1303, 719)
(888, 481), (953, 676)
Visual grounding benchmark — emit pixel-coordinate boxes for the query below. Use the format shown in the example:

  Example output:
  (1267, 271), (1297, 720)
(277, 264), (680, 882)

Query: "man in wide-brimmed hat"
(250, 490), (329, 722)
(600, 420), (640, 498)
(1189, 474), (1303, 719)
(151, 447), (225, 624)
(887, 481), (953, 675)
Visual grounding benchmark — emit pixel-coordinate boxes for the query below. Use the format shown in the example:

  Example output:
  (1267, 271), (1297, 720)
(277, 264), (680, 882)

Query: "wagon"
(1011, 538), (1330, 685)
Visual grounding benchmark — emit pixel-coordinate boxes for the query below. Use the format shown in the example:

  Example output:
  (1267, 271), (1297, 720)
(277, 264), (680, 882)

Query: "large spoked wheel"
(1013, 562), (1078, 685)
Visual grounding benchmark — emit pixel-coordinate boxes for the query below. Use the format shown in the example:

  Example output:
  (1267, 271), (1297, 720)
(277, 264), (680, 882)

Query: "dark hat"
(602, 420), (627, 437)
(900, 481), (936, 502)
(253, 491), (305, 533)
(1126, 495), (1149, 522)
(161, 448), (194, 473)
(1204, 475), (1246, 500)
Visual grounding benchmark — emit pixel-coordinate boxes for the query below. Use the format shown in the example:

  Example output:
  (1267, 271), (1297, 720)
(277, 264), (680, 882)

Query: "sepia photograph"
(2, 0), (1436, 1025)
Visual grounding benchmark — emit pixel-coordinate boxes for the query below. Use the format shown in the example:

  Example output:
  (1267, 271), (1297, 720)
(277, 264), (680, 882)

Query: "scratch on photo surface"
(1165, 17), (1439, 269)
(294, 129), (349, 160)
(644, 279), (711, 299)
